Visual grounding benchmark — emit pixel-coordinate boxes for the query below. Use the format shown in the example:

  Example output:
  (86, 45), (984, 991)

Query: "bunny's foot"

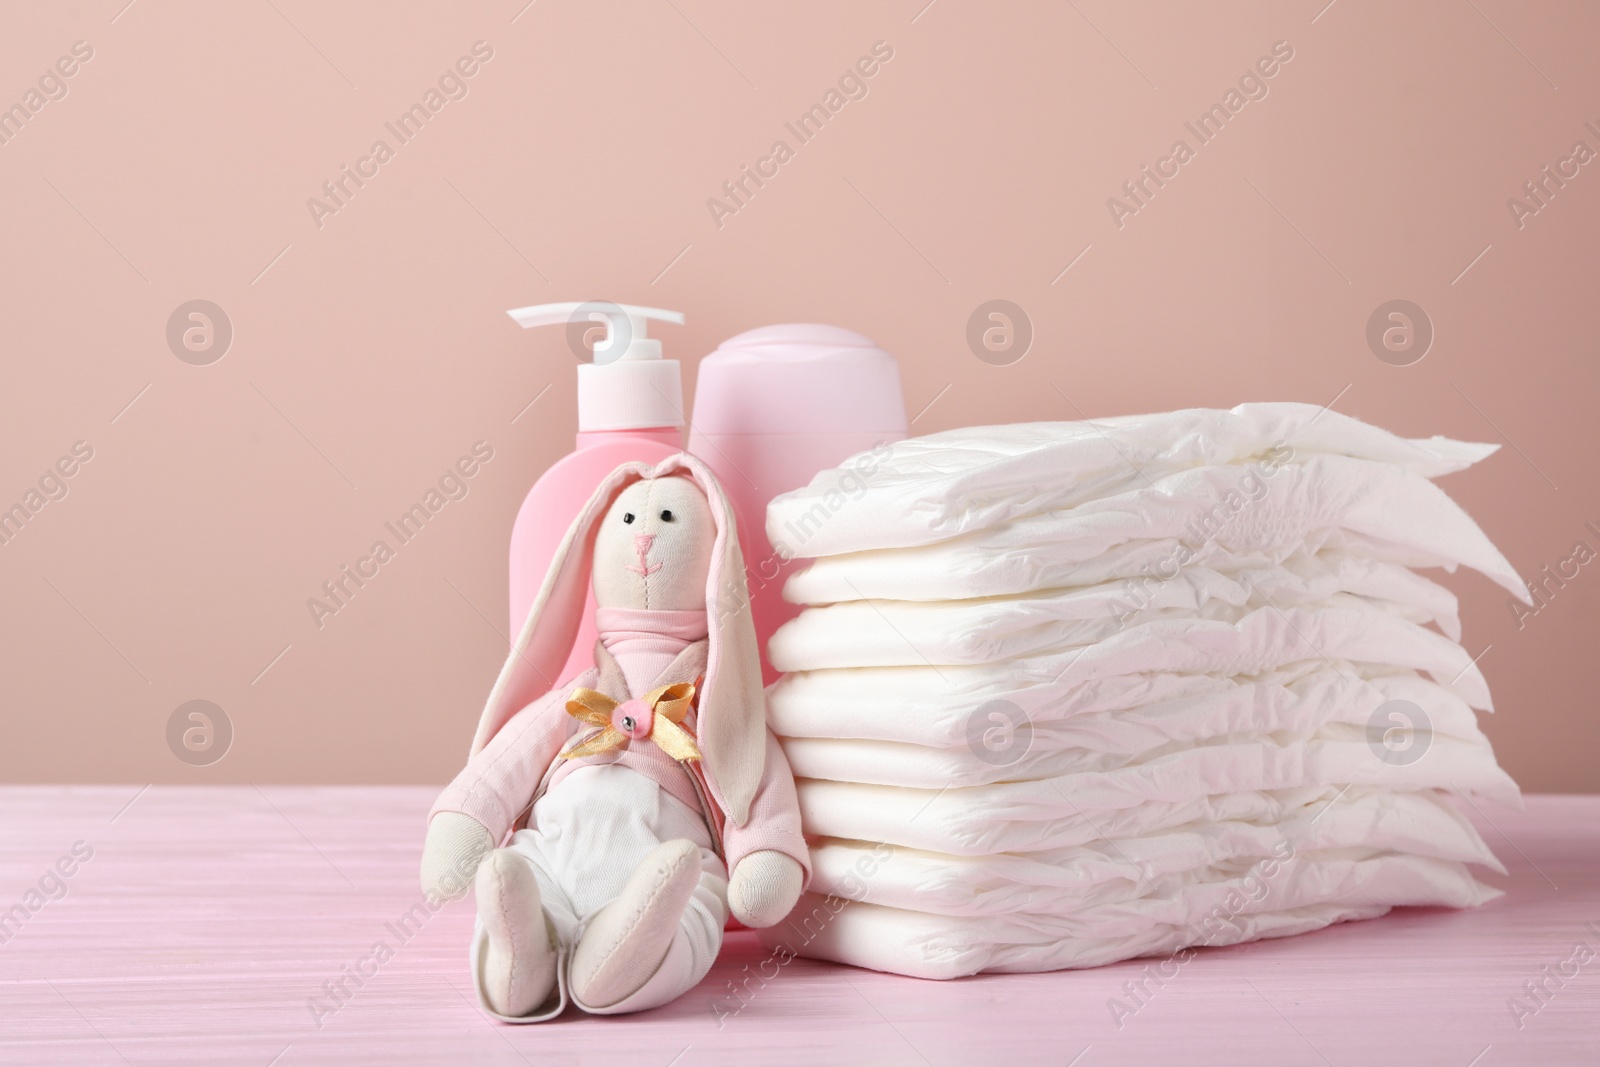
(476, 849), (557, 1018)
(570, 838), (701, 1009)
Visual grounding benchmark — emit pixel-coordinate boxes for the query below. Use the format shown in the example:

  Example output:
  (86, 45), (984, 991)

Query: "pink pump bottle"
(688, 324), (906, 684)
(505, 302), (686, 682)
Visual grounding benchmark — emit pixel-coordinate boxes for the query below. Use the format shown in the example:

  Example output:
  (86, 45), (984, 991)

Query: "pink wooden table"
(2, 787), (1595, 1065)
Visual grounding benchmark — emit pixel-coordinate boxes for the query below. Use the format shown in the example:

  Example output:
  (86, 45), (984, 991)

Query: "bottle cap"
(692, 324), (906, 436)
(507, 301), (686, 431)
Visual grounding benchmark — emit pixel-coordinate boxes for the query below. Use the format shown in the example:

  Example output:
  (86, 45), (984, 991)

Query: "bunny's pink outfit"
(431, 607), (809, 1020)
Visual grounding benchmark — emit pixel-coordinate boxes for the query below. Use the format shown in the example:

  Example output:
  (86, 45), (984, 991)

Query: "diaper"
(792, 742), (1517, 856)
(760, 851), (1496, 979)
(770, 602), (1494, 710)
(771, 656), (1470, 739)
(780, 455), (1525, 605)
(772, 563), (1463, 671)
(778, 668), (1495, 789)
(802, 788), (1503, 917)
(766, 403), (1501, 559)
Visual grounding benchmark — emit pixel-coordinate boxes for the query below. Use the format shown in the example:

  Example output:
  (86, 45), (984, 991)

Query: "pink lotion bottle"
(688, 325), (906, 684)
(505, 302), (686, 682)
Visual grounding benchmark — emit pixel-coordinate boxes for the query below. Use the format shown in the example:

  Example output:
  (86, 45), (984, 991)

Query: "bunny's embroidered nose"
(627, 532), (662, 576)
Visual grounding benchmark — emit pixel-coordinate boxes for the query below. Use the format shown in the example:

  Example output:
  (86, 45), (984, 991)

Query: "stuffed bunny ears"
(469, 453), (767, 826)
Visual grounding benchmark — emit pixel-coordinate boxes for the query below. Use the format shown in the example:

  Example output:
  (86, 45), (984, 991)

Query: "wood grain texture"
(1, 787), (1595, 1066)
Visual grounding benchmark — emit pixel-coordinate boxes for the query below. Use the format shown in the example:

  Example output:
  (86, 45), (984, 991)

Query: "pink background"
(0, 0), (1593, 791)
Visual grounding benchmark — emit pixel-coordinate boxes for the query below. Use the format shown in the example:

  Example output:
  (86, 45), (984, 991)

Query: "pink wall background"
(1, 1), (1594, 791)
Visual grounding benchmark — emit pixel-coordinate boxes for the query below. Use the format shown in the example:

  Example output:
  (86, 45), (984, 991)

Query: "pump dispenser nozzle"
(506, 301), (686, 431)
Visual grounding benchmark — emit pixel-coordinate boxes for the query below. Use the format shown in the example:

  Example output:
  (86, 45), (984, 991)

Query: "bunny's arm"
(721, 730), (810, 877)
(720, 729), (812, 926)
(420, 673), (595, 901)
(429, 674), (590, 843)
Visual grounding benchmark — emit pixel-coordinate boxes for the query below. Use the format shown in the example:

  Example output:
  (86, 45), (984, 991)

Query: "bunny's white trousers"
(470, 764), (729, 1021)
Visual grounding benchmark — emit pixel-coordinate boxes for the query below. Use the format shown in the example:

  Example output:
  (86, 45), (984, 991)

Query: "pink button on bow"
(611, 698), (654, 741)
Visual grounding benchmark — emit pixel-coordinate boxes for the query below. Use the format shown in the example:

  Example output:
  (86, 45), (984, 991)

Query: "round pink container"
(688, 324), (906, 683)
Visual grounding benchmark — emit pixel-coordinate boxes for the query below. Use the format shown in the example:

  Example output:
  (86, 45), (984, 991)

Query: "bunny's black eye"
(622, 512), (635, 524)
(659, 509), (674, 522)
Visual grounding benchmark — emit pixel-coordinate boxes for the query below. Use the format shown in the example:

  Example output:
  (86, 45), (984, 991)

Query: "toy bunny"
(420, 453), (810, 1021)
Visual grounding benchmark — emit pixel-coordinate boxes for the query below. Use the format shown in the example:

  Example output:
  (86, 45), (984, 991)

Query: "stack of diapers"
(757, 402), (1527, 980)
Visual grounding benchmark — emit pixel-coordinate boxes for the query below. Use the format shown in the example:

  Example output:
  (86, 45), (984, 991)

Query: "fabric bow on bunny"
(420, 454), (810, 1021)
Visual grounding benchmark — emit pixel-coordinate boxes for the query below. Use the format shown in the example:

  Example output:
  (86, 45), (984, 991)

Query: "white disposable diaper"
(777, 668), (1494, 789)
(769, 602), (1494, 710)
(760, 852), (1495, 979)
(801, 788), (1503, 917)
(766, 403), (1500, 559)
(772, 563), (1465, 671)
(770, 659), (1471, 747)
(792, 739), (1517, 856)
(780, 455), (1524, 605)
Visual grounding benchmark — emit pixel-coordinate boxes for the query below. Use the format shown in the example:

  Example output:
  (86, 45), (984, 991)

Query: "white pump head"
(506, 301), (687, 432)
